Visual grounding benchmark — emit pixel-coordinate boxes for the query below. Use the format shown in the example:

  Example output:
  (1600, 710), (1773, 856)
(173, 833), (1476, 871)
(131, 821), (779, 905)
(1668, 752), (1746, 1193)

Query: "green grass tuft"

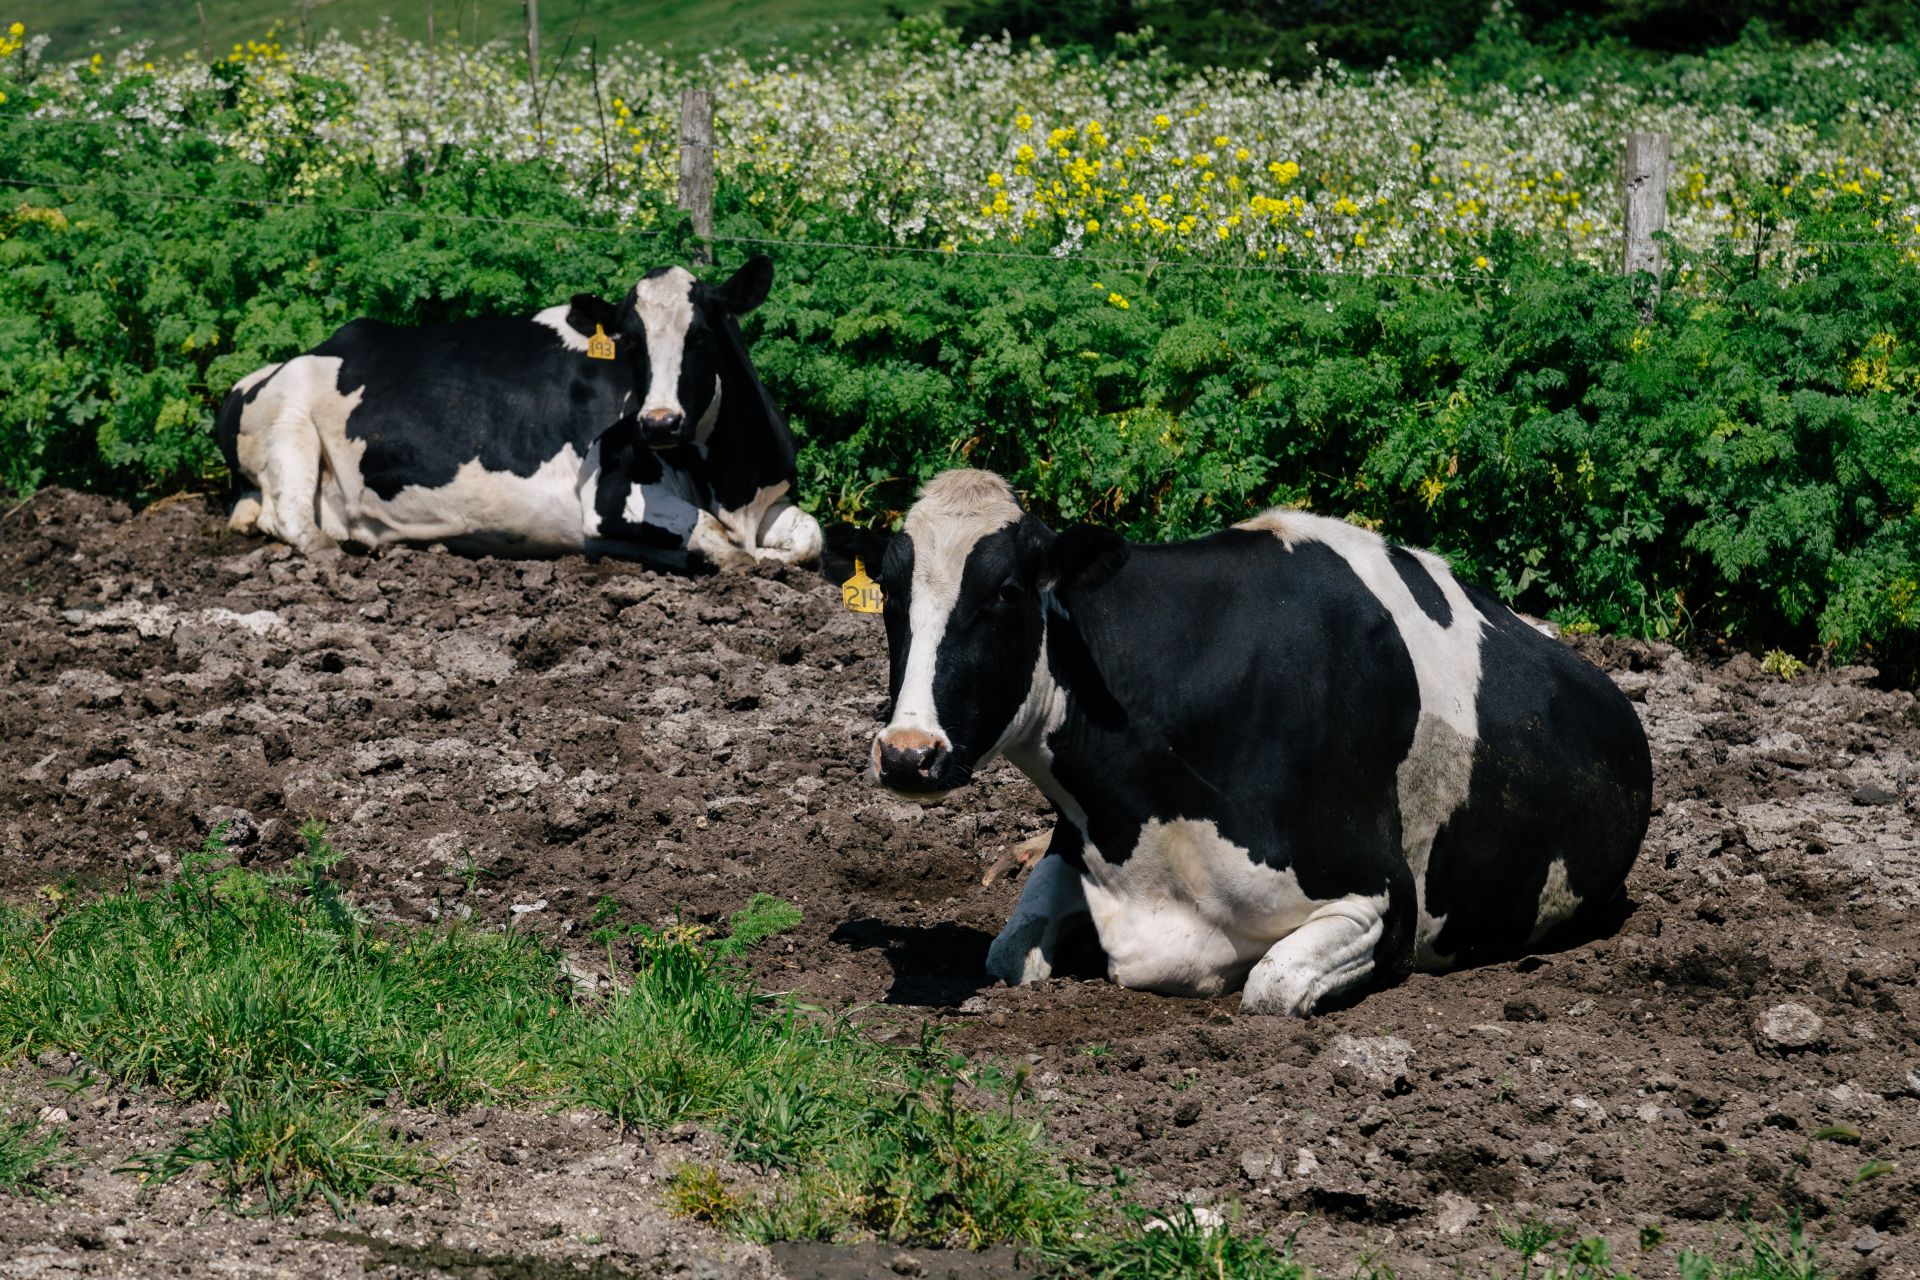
(0, 1102), (66, 1196)
(123, 1087), (445, 1215)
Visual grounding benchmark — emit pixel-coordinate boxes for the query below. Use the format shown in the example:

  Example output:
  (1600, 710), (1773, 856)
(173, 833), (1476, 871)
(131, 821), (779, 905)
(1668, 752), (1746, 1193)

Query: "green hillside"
(16, 0), (898, 61)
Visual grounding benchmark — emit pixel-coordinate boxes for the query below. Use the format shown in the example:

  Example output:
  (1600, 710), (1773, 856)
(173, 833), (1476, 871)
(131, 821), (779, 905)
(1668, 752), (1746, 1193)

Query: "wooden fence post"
(1621, 131), (1669, 317)
(679, 88), (715, 263)
(523, 0), (542, 137)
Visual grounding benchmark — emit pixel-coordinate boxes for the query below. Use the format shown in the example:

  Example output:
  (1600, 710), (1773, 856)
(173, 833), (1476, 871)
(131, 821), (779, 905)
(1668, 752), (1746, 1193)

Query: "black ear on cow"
(821, 522), (890, 589)
(717, 255), (774, 316)
(567, 293), (621, 337)
(1041, 524), (1131, 600)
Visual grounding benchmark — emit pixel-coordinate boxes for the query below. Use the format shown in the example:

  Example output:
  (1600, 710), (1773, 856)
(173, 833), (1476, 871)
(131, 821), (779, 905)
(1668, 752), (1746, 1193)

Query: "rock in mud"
(1756, 1002), (1824, 1052)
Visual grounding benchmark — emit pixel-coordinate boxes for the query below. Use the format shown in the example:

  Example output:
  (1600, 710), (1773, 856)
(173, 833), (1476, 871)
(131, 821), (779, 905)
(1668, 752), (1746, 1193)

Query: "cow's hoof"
(985, 917), (1054, 986)
(1238, 980), (1317, 1018)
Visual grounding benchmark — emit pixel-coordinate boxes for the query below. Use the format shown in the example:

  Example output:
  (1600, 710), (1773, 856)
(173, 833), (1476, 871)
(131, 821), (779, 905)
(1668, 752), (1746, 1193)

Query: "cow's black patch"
(1388, 544), (1452, 627)
(321, 315), (636, 502)
(1419, 584), (1652, 964)
(1048, 528), (1419, 903)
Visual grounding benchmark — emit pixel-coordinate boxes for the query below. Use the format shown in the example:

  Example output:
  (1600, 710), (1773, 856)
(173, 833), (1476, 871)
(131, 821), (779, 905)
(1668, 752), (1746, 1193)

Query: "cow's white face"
(579, 257), (773, 450)
(868, 471), (1052, 800)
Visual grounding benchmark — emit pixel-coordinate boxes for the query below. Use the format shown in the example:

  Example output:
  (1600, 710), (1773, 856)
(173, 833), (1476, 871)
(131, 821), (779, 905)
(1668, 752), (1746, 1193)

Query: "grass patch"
(0, 825), (1838, 1279)
(0, 1101), (65, 1196)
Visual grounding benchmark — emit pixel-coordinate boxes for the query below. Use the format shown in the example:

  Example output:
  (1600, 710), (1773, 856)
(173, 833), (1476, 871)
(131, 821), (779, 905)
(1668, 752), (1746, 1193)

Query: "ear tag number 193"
(842, 558), (883, 614)
(587, 324), (617, 361)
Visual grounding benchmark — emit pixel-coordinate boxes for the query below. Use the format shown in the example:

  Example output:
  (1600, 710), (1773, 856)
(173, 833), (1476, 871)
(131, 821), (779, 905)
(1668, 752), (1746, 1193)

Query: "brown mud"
(1, 490), (1916, 1279)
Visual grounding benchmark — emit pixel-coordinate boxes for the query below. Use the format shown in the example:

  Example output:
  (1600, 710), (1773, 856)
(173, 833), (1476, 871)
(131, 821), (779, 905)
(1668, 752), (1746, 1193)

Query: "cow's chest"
(1076, 817), (1334, 998)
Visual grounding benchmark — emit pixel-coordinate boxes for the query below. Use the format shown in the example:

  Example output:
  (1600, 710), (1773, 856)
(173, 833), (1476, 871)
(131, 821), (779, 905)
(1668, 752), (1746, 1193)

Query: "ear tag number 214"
(842, 558), (883, 614)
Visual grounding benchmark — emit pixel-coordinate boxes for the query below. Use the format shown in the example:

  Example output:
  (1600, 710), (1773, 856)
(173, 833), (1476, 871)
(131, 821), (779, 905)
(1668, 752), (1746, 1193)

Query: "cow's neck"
(994, 618), (1088, 828)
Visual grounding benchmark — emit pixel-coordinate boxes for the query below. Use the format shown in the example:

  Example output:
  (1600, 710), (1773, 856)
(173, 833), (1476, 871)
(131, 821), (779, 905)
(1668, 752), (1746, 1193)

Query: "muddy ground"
(1, 490), (1916, 1280)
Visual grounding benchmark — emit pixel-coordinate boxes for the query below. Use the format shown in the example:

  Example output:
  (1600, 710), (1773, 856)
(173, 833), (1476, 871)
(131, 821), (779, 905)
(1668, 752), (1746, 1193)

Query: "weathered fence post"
(1621, 131), (1669, 318)
(523, 0), (542, 137)
(679, 88), (715, 263)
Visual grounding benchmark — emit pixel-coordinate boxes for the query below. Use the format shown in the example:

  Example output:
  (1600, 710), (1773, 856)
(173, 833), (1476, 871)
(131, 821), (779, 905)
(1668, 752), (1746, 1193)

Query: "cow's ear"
(1041, 524), (1130, 601)
(717, 255), (774, 316)
(821, 522), (890, 589)
(566, 293), (621, 337)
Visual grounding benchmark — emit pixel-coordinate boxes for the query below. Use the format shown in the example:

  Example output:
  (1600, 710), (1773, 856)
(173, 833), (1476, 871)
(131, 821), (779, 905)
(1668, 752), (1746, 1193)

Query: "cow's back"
(310, 315), (634, 503)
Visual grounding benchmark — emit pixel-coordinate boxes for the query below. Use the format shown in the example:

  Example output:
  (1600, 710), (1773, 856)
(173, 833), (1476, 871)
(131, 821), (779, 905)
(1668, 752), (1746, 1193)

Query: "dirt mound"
(2, 490), (1915, 1278)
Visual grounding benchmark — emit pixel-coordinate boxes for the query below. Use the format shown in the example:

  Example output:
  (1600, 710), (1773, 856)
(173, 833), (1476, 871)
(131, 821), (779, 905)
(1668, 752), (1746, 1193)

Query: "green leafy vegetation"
(4, 15), (1917, 672)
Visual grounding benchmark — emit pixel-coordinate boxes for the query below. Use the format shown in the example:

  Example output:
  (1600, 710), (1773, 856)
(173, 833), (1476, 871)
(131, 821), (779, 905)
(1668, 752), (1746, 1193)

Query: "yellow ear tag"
(842, 557), (883, 614)
(586, 324), (617, 361)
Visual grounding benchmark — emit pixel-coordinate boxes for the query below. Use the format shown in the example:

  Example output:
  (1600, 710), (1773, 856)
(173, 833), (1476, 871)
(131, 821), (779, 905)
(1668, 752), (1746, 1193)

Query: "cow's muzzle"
(872, 727), (965, 800)
(639, 408), (687, 449)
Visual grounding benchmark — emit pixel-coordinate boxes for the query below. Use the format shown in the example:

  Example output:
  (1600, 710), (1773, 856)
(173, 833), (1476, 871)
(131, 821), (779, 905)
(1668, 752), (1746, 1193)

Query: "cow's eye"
(997, 580), (1025, 604)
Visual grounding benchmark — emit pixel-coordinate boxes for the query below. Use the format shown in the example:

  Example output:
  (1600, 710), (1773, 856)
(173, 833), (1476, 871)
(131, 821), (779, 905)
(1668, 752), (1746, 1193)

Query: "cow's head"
(569, 256), (774, 450)
(848, 470), (1128, 801)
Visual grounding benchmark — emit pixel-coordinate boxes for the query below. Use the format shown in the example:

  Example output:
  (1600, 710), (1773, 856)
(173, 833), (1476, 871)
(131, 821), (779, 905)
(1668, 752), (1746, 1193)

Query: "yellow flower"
(1267, 160), (1300, 186)
(1015, 144), (1035, 164)
(1015, 111), (1032, 130)
(9, 20), (24, 36)
(1085, 218), (1100, 233)
(1107, 293), (1129, 309)
(1234, 148), (1249, 162)
(1212, 134), (1228, 147)
(987, 172), (1004, 188)
(1474, 255), (1489, 269)
(1153, 114), (1170, 130)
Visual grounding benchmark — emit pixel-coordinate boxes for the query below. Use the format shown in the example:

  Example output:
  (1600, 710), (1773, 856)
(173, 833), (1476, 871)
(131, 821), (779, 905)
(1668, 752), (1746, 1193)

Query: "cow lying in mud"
(845, 470), (1652, 1015)
(217, 256), (821, 570)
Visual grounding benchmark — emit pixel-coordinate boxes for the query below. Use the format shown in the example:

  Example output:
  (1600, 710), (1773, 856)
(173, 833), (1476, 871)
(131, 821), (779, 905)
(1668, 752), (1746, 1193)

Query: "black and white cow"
(847, 470), (1652, 1015)
(216, 256), (821, 568)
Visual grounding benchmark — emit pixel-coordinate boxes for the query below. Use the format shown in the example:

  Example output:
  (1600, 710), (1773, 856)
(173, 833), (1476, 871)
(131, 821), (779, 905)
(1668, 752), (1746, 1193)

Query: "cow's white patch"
(233, 361), (282, 395)
(352, 452), (591, 553)
(229, 354), (365, 552)
(1529, 856), (1583, 943)
(1238, 510), (1484, 970)
(879, 471), (1024, 753)
(1073, 819), (1291, 994)
(633, 268), (697, 420)
(531, 305), (592, 352)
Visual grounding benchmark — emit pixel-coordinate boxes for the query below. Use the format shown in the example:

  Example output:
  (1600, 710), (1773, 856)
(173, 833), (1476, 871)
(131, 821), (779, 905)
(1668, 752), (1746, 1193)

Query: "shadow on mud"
(830, 914), (1110, 1006)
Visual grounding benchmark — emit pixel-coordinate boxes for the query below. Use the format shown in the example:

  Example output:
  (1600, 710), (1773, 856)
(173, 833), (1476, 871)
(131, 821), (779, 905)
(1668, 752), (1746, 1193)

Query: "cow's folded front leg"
(686, 509), (755, 572)
(1240, 894), (1389, 1018)
(985, 851), (1090, 986)
(749, 502), (825, 565)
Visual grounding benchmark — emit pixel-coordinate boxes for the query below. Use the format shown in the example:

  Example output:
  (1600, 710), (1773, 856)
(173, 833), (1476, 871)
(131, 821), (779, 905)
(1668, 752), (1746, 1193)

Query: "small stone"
(37, 1107), (69, 1126)
(886, 1251), (924, 1276)
(1756, 1002), (1823, 1051)
(509, 899), (548, 915)
(1292, 1147), (1321, 1179)
(1850, 783), (1898, 806)
(1172, 1098), (1202, 1128)
(1239, 1149), (1274, 1182)
(1851, 1228), (1882, 1255)
(956, 995), (989, 1015)
(1524, 1141), (1560, 1169)
(1356, 1104), (1391, 1136)
(1566, 998), (1596, 1017)
(1324, 1034), (1415, 1093)
(1434, 1192), (1479, 1235)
